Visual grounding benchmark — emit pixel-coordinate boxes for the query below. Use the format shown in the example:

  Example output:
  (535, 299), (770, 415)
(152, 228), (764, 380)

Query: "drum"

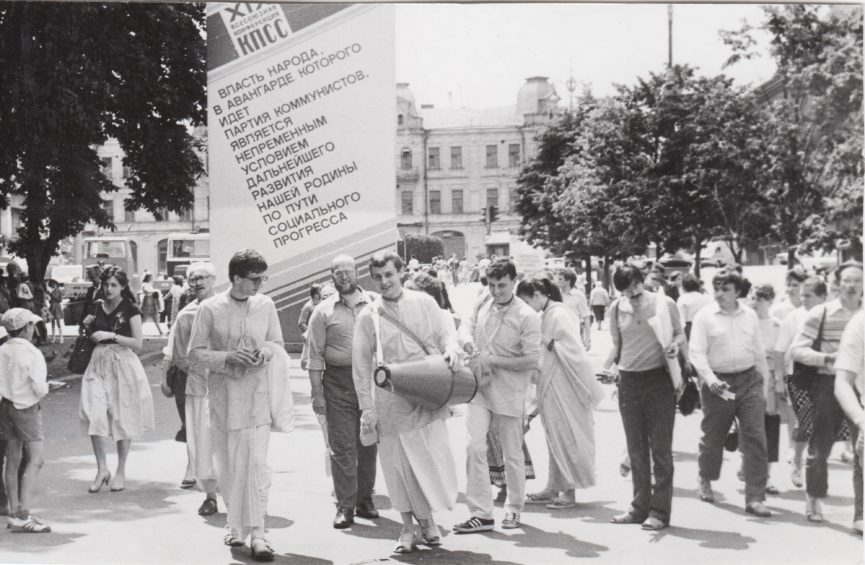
(374, 354), (477, 411)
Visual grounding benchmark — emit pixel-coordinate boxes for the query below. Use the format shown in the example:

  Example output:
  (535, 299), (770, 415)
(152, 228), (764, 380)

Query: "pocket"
(708, 325), (728, 339)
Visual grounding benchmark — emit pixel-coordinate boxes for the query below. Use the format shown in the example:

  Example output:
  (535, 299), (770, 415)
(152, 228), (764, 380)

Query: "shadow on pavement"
(645, 524), (756, 550)
(229, 545), (334, 564)
(389, 549), (524, 565)
(487, 524), (609, 558)
(0, 530), (86, 552)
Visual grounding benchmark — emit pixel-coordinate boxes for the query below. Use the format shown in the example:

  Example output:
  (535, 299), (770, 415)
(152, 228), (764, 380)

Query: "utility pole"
(566, 62), (577, 112)
(667, 4), (673, 68)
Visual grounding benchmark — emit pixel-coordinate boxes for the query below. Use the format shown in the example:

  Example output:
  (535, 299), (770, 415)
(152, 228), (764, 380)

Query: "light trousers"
(466, 403), (525, 518)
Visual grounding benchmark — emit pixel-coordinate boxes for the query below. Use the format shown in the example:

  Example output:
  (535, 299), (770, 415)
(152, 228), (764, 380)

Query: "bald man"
(307, 255), (380, 528)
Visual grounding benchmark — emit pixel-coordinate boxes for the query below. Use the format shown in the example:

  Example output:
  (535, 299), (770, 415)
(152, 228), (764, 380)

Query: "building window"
(122, 165), (132, 179)
(429, 190), (441, 215)
(400, 148), (412, 171)
(486, 188), (499, 209)
(485, 145), (498, 168)
(452, 189), (464, 214)
(509, 186), (518, 212)
(428, 147), (440, 170)
(450, 146), (463, 169)
(508, 144), (520, 167)
(100, 157), (113, 177)
(401, 191), (413, 215)
(101, 199), (114, 221)
(179, 207), (192, 222)
(153, 207), (171, 221)
(124, 208), (135, 223)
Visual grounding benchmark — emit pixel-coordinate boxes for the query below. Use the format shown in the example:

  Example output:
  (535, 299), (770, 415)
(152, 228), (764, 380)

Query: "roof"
(420, 106), (522, 129)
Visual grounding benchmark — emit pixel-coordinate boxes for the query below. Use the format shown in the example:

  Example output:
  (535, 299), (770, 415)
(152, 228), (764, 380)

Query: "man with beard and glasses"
(307, 255), (379, 529)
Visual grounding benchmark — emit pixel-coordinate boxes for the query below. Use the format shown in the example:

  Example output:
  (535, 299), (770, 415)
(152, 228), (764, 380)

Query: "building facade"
(395, 77), (560, 260)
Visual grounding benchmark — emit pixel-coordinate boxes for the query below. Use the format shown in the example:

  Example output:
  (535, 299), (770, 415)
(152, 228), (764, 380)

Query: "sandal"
(610, 511), (644, 524)
(641, 516), (668, 530)
(393, 531), (416, 554)
(224, 532), (245, 547)
(420, 520), (442, 546)
(526, 491), (556, 504)
(547, 498), (578, 509)
(250, 537), (275, 562)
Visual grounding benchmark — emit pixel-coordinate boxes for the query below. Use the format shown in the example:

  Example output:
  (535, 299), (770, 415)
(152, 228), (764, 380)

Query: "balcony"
(397, 166), (420, 181)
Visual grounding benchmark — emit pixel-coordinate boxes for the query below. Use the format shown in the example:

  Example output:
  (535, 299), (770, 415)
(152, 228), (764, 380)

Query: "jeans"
(618, 368), (676, 523)
(806, 374), (848, 499)
(466, 404), (525, 518)
(323, 365), (377, 513)
(698, 367), (767, 504)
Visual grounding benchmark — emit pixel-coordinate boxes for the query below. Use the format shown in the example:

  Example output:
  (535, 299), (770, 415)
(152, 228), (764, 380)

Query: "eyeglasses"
(244, 274), (269, 284)
(188, 275), (213, 284)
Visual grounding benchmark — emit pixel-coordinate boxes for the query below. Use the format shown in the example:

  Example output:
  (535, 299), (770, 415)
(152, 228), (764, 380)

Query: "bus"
(166, 232), (210, 277)
(82, 236), (138, 274)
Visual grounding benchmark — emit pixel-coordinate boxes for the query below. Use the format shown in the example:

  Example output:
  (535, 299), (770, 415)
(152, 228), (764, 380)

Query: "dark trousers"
(806, 374), (855, 502)
(765, 414), (781, 463)
(323, 365), (377, 513)
(618, 368), (676, 523)
(699, 367), (768, 504)
(169, 368), (188, 443)
(0, 439), (6, 510)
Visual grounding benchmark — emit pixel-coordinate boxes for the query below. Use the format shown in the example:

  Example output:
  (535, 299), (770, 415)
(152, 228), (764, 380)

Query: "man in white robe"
(189, 249), (283, 562)
(353, 251), (461, 554)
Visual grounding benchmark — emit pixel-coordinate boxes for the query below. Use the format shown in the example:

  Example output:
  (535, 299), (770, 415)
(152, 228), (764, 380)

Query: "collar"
(709, 301), (746, 316)
(826, 298), (861, 316)
(337, 287), (375, 308)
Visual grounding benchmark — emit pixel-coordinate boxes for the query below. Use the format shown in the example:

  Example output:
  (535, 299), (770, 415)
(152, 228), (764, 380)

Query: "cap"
(1, 308), (42, 331)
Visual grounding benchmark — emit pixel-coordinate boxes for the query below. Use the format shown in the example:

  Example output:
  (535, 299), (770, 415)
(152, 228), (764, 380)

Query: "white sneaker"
(501, 512), (521, 529)
(7, 514), (51, 533)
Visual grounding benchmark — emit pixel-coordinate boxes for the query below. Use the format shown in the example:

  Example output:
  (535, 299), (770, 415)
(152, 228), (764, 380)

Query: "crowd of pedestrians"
(0, 248), (861, 562)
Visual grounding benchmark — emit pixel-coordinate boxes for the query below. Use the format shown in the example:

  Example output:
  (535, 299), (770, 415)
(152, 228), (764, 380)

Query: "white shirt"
(0, 338), (48, 409)
(677, 291), (712, 324)
(833, 309), (864, 395)
(690, 301), (769, 381)
(773, 306), (809, 375)
(564, 288), (591, 320)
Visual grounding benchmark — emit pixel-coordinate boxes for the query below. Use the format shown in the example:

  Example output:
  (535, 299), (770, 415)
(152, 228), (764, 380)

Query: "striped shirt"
(791, 299), (862, 376)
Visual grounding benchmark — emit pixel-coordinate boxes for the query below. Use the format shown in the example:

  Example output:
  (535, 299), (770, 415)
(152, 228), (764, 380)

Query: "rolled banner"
(646, 287), (683, 394)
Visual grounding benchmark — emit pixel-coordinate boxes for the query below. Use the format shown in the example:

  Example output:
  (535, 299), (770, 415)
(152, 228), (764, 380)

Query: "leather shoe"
(355, 501), (379, 520)
(333, 509), (354, 529)
(698, 478), (715, 503)
(745, 501), (772, 518)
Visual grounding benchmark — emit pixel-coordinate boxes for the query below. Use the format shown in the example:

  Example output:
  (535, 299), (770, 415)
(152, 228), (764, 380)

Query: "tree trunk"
(583, 254), (592, 296)
(693, 241), (702, 281)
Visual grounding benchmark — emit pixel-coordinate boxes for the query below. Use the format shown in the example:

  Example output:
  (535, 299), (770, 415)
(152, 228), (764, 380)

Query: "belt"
(715, 366), (756, 378)
(619, 367), (667, 378)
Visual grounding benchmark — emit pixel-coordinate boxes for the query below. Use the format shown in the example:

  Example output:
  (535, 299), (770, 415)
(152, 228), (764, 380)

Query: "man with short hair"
(189, 249), (283, 561)
(307, 255), (379, 529)
(455, 258), (541, 533)
(0, 308), (50, 533)
(555, 269), (591, 350)
(771, 269), (808, 321)
(79, 264), (105, 323)
(603, 264), (684, 530)
(691, 270), (772, 517)
(791, 262), (863, 523)
(161, 262), (219, 515)
(353, 252), (460, 552)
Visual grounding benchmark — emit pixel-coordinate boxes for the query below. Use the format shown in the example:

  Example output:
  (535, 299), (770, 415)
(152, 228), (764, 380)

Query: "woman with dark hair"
(79, 266), (155, 493)
(517, 277), (604, 508)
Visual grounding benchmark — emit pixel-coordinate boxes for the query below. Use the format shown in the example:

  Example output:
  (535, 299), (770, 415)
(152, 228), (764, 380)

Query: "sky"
(395, 3), (779, 110)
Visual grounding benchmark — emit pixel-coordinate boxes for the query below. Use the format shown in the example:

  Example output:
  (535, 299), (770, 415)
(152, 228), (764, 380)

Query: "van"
(699, 240), (740, 268)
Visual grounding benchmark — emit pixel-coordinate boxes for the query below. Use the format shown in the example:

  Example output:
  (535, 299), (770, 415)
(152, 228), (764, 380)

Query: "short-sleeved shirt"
(610, 292), (683, 372)
(835, 309), (864, 396)
(306, 289), (377, 371)
(90, 298), (141, 338)
(564, 288), (591, 320)
(791, 300), (861, 376)
(0, 338), (48, 409)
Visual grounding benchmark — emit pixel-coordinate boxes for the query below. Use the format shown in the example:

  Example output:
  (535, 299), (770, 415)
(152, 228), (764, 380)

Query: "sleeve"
(576, 293), (591, 319)
(351, 311), (376, 411)
(305, 304), (328, 371)
(667, 296), (684, 337)
(752, 313), (770, 380)
(790, 307), (826, 367)
(458, 294), (482, 347)
(835, 311), (863, 375)
(265, 300), (285, 347)
(31, 347), (49, 400)
(433, 302), (459, 354)
(188, 303), (229, 372)
(774, 312), (797, 353)
(689, 309), (714, 382)
(163, 321), (176, 361)
(677, 296), (687, 325)
(609, 299), (621, 351)
(520, 309), (542, 362)
(171, 313), (194, 372)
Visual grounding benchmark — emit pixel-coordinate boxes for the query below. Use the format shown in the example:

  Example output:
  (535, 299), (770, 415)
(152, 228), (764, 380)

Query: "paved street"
(1, 282), (862, 565)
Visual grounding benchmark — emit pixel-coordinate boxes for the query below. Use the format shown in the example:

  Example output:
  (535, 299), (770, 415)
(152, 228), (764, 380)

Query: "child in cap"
(0, 308), (51, 532)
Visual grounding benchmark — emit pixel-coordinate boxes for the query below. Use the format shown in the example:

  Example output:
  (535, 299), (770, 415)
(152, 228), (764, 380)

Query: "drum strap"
(371, 301), (431, 368)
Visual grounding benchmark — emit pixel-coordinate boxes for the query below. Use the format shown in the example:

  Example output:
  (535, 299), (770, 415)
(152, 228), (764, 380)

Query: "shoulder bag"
(790, 306), (827, 393)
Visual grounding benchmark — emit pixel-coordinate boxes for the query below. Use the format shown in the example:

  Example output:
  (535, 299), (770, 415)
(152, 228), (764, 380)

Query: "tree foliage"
(397, 234), (443, 264)
(723, 4), (863, 261)
(0, 2), (206, 279)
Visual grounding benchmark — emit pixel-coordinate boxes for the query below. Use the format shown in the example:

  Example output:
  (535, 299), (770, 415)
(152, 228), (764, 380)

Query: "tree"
(0, 2), (206, 279)
(397, 234), (443, 264)
(722, 4), (864, 262)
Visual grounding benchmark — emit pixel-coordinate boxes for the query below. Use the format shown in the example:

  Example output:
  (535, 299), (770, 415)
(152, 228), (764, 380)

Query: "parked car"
(46, 264), (84, 285)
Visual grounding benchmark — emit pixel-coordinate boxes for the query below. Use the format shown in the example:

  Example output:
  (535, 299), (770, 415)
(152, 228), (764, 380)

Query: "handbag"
(790, 306), (827, 392)
(724, 419), (740, 452)
(677, 363), (700, 416)
(67, 335), (96, 374)
(67, 302), (102, 375)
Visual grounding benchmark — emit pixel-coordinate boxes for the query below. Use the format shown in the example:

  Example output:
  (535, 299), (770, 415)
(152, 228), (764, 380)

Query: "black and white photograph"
(0, 2), (862, 564)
